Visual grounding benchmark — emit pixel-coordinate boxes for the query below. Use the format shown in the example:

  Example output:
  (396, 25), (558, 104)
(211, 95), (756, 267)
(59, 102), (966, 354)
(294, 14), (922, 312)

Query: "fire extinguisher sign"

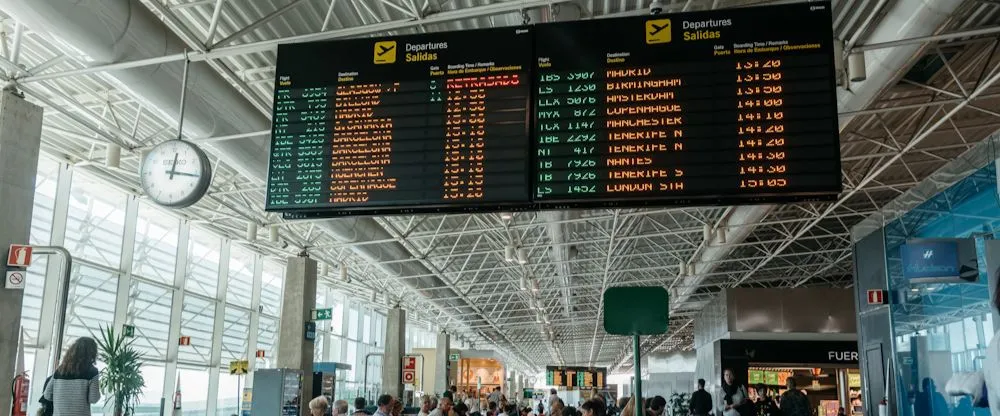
(7, 244), (32, 267)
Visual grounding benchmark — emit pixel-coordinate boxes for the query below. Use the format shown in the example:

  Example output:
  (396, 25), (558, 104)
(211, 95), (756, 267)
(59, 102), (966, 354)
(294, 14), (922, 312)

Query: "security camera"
(649, 0), (663, 14)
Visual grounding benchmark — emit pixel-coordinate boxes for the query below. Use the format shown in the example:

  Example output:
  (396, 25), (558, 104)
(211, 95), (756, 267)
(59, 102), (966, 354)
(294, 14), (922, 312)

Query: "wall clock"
(140, 139), (212, 208)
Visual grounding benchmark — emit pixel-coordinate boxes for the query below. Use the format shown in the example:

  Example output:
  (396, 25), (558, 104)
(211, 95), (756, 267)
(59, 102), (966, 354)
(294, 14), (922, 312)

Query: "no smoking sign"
(5, 271), (25, 289)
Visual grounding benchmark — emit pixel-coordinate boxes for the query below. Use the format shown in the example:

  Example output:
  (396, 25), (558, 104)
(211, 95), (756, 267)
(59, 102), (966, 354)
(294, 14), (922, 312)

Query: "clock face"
(140, 140), (212, 208)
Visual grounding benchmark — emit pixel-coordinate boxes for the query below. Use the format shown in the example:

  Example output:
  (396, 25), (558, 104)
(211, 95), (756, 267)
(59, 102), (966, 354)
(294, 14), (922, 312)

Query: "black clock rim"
(142, 139), (213, 209)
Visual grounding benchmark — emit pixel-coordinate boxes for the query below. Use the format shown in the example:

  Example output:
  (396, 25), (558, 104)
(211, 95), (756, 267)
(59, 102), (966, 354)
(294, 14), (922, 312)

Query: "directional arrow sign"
(311, 308), (333, 321)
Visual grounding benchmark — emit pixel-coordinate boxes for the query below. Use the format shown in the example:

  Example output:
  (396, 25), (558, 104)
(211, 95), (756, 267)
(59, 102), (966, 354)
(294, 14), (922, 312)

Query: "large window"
(21, 156), (58, 345)
(227, 245), (255, 308)
(132, 202), (179, 284)
(187, 227), (222, 296)
(64, 172), (126, 267)
(221, 305), (251, 362)
(20, 157), (381, 416)
(126, 280), (172, 359)
(178, 294), (215, 365)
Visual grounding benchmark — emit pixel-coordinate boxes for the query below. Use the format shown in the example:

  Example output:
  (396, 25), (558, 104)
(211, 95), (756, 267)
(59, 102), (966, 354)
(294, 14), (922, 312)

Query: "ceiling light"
(716, 228), (727, 244)
(517, 248), (528, 264)
(678, 261), (687, 277)
(531, 280), (540, 293)
(687, 263), (696, 276)
(703, 224), (712, 242)
(371, 290), (377, 302)
(500, 212), (513, 221)
(910, 288), (919, 293)
(269, 225), (280, 243)
(246, 222), (258, 241)
(340, 264), (350, 283)
(504, 244), (516, 262)
(105, 144), (121, 169)
(519, 275), (527, 291)
(322, 263), (329, 276)
(848, 51), (866, 82)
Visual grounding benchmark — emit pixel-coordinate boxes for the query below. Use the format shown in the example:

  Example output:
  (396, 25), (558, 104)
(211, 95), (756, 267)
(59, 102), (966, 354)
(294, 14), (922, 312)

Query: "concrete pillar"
(277, 255), (318, 413)
(0, 90), (43, 416)
(381, 307), (406, 399)
(435, 331), (450, 395)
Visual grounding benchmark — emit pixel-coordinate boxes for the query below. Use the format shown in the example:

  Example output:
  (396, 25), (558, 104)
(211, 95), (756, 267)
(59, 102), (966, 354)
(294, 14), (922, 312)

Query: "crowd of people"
(308, 387), (610, 416)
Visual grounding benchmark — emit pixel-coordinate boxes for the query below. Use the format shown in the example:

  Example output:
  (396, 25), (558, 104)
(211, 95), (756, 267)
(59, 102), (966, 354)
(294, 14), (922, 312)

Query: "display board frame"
(267, 1), (842, 218)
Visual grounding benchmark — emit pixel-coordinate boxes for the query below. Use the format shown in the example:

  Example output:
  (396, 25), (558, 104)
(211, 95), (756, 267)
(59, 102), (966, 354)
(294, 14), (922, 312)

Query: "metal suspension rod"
(177, 53), (191, 140)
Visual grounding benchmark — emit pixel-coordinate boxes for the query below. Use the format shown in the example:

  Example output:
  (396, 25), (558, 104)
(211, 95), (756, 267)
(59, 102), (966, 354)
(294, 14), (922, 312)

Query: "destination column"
(603, 67), (686, 195)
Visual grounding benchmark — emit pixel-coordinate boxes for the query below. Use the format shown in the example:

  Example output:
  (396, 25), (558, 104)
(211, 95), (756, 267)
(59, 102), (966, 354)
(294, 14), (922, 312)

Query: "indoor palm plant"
(97, 325), (146, 416)
(670, 392), (690, 416)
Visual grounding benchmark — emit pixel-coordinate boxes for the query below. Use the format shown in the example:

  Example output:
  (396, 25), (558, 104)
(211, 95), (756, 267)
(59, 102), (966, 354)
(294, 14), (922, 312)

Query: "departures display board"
(267, 27), (533, 213)
(533, 2), (840, 206)
(266, 2), (840, 216)
(545, 366), (608, 389)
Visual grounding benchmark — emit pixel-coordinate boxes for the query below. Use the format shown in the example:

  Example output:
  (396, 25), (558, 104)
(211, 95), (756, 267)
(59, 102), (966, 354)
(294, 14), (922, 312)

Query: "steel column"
(161, 220), (191, 409)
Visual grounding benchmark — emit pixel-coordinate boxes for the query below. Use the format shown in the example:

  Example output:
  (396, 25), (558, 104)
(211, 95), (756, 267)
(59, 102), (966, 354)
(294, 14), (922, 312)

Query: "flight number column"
(735, 58), (789, 190)
(268, 86), (332, 208)
(535, 71), (602, 199)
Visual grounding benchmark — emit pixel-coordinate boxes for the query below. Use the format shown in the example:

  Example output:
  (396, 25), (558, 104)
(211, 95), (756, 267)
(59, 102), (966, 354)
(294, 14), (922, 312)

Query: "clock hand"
(168, 152), (179, 180)
(165, 171), (200, 178)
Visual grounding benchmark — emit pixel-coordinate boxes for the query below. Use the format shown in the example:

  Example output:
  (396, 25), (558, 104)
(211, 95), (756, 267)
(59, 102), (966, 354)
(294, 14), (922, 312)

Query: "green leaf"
(97, 325), (145, 416)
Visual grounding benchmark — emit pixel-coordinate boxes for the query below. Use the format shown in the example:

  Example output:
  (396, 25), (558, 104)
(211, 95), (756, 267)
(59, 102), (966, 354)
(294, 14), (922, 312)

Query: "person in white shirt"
(985, 278), (998, 416)
(374, 395), (393, 416)
(547, 389), (560, 415)
(419, 396), (435, 416)
(489, 387), (503, 405)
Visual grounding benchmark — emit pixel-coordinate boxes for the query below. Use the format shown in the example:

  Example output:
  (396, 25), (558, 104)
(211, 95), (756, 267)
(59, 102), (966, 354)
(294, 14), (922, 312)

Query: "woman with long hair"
(722, 369), (751, 416)
(43, 337), (101, 416)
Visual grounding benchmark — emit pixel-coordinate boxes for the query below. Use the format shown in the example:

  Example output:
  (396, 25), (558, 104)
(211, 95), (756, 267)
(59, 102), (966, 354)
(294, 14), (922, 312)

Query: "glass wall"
(18, 159), (288, 416)
(18, 156), (445, 415)
(882, 163), (1000, 416)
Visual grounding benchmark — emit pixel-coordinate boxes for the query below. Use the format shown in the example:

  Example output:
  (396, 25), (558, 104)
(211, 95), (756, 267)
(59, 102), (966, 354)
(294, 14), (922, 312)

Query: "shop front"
(720, 340), (862, 416)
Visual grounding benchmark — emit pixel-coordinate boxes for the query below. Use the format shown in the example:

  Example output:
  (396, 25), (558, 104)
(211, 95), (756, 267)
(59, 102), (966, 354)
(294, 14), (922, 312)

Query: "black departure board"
(266, 27), (533, 214)
(532, 2), (840, 207)
(266, 2), (842, 217)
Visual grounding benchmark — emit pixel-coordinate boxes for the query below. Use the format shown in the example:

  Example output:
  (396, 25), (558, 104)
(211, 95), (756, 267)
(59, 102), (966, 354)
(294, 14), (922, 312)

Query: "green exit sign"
(311, 308), (333, 321)
(449, 353), (460, 362)
(123, 324), (135, 338)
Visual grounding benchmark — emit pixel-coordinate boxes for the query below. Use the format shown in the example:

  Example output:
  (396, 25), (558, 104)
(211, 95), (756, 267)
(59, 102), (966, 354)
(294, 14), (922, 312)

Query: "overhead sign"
(867, 289), (886, 305)
(402, 355), (417, 370)
(532, 3), (839, 208)
(545, 367), (607, 389)
(448, 353), (461, 362)
(900, 239), (978, 283)
(7, 244), (31, 267)
(4, 271), (25, 289)
(720, 339), (859, 365)
(402, 355), (418, 385)
(267, 26), (533, 217)
(178, 336), (191, 346)
(123, 324), (136, 338)
(229, 360), (249, 375)
(603, 286), (668, 335)
(311, 308), (333, 320)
